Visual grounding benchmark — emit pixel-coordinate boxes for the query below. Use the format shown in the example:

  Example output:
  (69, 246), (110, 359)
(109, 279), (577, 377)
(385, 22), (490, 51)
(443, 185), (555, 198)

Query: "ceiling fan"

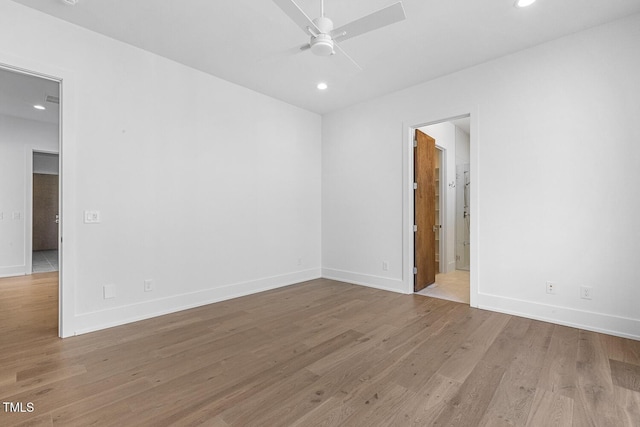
(272, 0), (406, 70)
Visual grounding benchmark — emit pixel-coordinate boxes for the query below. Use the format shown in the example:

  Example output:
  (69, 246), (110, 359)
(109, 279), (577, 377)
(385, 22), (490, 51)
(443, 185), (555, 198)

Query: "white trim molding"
(71, 268), (322, 336)
(322, 268), (407, 294)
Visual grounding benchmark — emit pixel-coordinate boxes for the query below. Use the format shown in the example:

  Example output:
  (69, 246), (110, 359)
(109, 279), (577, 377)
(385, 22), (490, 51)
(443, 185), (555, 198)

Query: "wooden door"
(33, 173), (59, 251)
(414, 130), (436, 291)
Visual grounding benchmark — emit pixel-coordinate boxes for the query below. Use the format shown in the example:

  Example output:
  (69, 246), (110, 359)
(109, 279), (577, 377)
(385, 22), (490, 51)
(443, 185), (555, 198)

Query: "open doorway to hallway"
(414, 117), (471, 304)
(0, 65), (60, 335)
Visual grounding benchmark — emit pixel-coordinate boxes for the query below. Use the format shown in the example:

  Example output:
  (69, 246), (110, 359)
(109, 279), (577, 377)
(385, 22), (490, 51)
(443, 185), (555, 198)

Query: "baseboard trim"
(321, 268), (407, 294)
(0, 265), (25, 278)
(321, 271), (639, 340)
(69, 268), (322, 337)
(476, 292), (640, 341)
(66, 269), (638, 341)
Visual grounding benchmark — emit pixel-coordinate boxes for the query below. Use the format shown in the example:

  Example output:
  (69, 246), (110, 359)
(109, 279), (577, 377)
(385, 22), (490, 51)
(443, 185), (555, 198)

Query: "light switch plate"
(84, 210), (101, 223)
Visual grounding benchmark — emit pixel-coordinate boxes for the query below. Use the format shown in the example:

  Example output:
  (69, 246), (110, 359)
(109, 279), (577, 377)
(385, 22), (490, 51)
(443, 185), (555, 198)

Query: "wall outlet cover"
(546, 281), (555, 294)
(103, 284), (116, 299)
(580, 286), (593, 300)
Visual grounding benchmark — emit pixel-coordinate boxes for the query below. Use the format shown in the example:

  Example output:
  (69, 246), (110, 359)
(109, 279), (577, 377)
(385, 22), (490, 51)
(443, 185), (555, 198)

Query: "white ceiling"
(0, 67), (59, 124)
(8, 0), (640, 114)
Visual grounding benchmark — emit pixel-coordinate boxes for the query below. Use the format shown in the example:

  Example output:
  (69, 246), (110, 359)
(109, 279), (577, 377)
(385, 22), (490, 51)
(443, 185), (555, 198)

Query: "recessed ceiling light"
(33, 105), (46, 110)
(515, 0), (536, 7)
(317, 82), (328, 90)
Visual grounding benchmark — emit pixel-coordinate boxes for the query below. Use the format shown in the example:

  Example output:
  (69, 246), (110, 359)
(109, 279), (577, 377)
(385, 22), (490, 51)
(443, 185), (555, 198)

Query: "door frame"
(0, 55), (77, 338)
(434, 145), (445, 274)
(27, 150), (60, 274)
(402, 106), (479, 308)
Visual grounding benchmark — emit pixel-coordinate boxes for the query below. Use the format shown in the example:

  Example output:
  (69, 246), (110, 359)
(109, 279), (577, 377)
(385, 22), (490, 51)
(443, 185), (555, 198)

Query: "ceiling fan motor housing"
(310, 16), (334, 56)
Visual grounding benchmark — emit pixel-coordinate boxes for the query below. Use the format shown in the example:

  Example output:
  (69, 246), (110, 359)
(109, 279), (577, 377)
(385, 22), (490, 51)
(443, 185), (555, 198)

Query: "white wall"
(455, 126), (471, 270)
(323, 13), (640, 339)
(0, 114), (58, 277)
(455, 127), (470, 165)
(0, 2), (321, 336)
(33, 152), (59, 175)
(419, 122), (456, 273)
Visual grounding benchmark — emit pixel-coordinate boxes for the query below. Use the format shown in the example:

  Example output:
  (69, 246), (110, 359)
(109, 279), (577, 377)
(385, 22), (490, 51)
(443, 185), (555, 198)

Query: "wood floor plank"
(218, 368), (320, 426)
(340, 383), (413, 427)
(389, 303), (493, 392)
(50, 378), (152, 425)
(609, 359), (640, 392)
(435, 311), (511, 383)
(125, 330), (365, 426)
(525, 389), (573, 427)
(536, 324), (579, 398)
(612, 384), (640, 427)
(1, 273), (639, 426)
(1, 364), (87, 398)
(477, 320), (554, 426)
(382, 373), (461, 426)
(432, 315), (532, 426)
(11, 413), (53, 427)
(573, 330), (625, 426)
(242, 344), (401, 426)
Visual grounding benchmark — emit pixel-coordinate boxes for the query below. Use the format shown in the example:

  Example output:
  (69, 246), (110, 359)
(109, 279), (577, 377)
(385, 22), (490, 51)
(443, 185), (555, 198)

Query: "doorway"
(0, 65), (61, 335)
(410, 116), (472, 304)
(32, 152), (59, 273)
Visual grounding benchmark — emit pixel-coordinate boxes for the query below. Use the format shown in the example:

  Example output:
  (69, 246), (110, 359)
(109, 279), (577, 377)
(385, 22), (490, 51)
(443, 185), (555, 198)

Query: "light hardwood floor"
(1, 273), (639, 426)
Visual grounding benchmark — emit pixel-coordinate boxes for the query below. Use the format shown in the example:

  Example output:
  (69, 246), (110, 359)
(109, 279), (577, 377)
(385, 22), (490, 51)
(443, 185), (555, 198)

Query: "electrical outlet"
(580, 286), (593, 300)
(144, 279), (153, 292)
(546, 282), (555, 294)
(103, 284), (116, 299)
(382, 261), (389, 271)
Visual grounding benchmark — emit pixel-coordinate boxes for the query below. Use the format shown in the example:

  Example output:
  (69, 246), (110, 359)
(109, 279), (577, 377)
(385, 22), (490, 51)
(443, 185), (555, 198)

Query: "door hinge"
(413, 224), (417, 232)
(413, 267), (418, 275)
(413, 182), (418, 190)
(413, 138), (417, 148)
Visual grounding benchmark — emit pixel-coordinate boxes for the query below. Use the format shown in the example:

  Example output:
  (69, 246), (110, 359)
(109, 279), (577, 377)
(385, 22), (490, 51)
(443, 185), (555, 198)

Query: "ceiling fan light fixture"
(272, 0), (406, 70)
(310, 34), (334, 56)
(515, 0), (536, 7)
(317, 82), (328, 90)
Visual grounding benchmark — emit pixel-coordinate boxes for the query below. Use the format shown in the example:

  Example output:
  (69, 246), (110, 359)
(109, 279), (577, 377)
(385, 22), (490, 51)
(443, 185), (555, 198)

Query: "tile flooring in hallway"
(32, 250), (58, 273)
(416, 269), (470, 304)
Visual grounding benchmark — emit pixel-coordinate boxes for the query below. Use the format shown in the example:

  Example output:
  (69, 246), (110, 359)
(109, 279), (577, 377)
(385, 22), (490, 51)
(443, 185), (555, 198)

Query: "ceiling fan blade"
(272, 0), (320, 36)
(333, 42), (363, 71)
(331, 2), (406, 43)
